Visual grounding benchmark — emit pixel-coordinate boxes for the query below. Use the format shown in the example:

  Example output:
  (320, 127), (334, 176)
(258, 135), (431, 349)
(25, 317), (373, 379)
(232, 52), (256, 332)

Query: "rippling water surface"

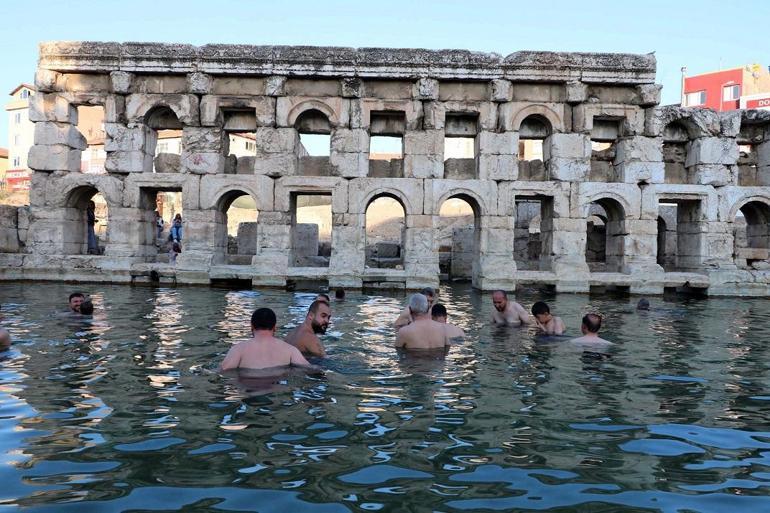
(1, 282), (769, 512)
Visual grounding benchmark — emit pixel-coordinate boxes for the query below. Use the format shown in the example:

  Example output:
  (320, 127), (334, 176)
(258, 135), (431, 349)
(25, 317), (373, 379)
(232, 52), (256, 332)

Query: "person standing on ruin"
(220, 308), (310, 370)
(490, 290), (531, 326)
(396, 294), (455, 350)
(155, 211), (164, 241)
(86, 201), (98, 255)
(394, 287), (436, 330)
(285, 300), (331, 358)
(170, 214), (183, 244)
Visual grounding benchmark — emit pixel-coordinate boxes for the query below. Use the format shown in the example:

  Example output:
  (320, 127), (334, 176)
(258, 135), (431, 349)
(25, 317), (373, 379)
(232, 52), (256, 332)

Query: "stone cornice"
(38, 42), (656, 84)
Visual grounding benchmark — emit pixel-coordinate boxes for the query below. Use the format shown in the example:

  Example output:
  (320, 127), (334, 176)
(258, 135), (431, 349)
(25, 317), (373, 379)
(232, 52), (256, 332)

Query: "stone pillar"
(28, 94), (86, 173)
(622, 219), (665, 293)
(104, 207), (156, 258)
(180, 127), (229, 174)
(175, 209), (219, 283)
(477, 130), (518, 180)
(328, 212), (365, 288)
(330, 128), (368, 178)
(254, 127), (298, 176)
(404, 214), (439, 289)
(547, 217), (591, 292)
(476, 215), (515, 291)
(614, 136), (664, 184)
(544, 133), (591, 182)
(252, 211), (291, 287)
(403, 128), (443, 178)
(702, 221), (736, 269)
(685, 137), (738, 186)
(756, 140), (770, 186)
(104, 123), (156, 174)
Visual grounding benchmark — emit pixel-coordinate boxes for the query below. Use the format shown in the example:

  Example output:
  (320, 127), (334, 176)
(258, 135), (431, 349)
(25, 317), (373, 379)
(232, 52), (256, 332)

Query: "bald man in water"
(570, 313), (613, 347)
(220, 308), (310, 371)
(490, 290), (531, 326)
(396, 294), (455, 350)
(394, 287), (436, 330)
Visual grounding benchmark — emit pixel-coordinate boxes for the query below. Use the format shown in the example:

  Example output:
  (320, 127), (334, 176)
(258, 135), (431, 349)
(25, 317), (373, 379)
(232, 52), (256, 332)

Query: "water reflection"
(1, 283), (770, 511)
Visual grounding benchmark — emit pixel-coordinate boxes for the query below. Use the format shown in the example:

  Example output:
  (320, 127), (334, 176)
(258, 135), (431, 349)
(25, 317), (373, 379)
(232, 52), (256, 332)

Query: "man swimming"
(220, 308), (310, 370)
(315, 293), (331, 304)
(531, 301), (565, 335)
(431, 303), (465, 339)
(0, 328), (11, 352)
(285, 300), (331, 357)
(570, 313), (613, 347)
(68, 292), (85, 313)
(396, 294), (455, 350)
(490, 290), (531, 326)
(394, 287), (436, 330)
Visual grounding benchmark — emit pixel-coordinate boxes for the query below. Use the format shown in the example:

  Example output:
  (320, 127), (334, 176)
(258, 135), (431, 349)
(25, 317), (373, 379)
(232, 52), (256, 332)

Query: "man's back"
(396, 319), (451, 350)
(221, 334), (309, 370)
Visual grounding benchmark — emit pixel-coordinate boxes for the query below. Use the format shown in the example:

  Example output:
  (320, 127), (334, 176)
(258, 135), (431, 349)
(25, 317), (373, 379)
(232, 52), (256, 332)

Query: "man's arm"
(394, 310), (411, 330)
(515, 304), (532, 325)
(290, 346), (311, 367)
(395, 329), (406, 348)
(302, 333), (326, 358)
(219, 344), (242, 371)
(552, 317), (565, 335)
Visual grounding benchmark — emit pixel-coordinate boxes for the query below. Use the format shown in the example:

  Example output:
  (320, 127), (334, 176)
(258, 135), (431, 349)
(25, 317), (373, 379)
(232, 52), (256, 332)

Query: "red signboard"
(746, 97), (770, 109)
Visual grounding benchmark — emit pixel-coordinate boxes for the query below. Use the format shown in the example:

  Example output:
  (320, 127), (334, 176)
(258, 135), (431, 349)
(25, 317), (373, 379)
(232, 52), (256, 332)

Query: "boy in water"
(531, 301), (565, 335)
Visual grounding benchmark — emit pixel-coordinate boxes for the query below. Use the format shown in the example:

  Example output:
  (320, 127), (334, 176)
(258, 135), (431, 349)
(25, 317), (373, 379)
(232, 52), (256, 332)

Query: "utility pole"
(680, 66), (687, 106)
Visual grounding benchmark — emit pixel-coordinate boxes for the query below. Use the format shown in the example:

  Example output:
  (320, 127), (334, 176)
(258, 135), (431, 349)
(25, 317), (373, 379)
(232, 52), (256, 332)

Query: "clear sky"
(1, 0), (768, 146)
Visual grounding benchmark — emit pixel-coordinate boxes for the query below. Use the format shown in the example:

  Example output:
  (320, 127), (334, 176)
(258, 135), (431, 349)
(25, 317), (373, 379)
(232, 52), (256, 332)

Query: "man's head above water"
(492, 290), (508, 312)
(307, 300), (331, 334)
(69, 292), (85, 313)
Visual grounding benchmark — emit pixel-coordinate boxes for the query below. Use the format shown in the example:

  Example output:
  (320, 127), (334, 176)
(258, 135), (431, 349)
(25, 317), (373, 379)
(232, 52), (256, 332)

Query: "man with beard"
(285, 300), (331, 357)
(490, 290), (531, 326)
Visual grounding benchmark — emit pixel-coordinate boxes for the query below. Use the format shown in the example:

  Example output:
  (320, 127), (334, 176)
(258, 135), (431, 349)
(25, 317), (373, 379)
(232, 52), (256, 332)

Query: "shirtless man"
(395, 294), (455, 350)
(394, 287), (436, 330)
(431, 303), (465, 339)
(531, 301), (565, 335)
(285, 300), (331, 357)
(570, 313), (613, 347)
(220, 308), (310, 370)
(0, 328), (11, 352)
(490, 290), (531, 326)
(68, 292), (85, 313)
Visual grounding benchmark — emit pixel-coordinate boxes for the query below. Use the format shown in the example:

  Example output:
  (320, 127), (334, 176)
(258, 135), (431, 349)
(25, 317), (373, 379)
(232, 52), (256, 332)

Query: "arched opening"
(514, 195), (554, 271)
(224, 110), (257, 175)
(734, 201), (770, 269)
(586, 198), (626, 272)
(296, 109), (332, 176)
(215, 191), (259, 265)
(77, 105), (106, 174)
(291, 192), (332, 267)
(137, 188), (184, 263)
(64, 186), (109, 255)
(146, 106), (183, 174)
(518, 115), (550, 181)
(655, 199), (705, 272)
(438, 195), (479, 280)
(663, 122), (689, 184)
(365, 195), (406, 269)
(589, 118), (622, 182)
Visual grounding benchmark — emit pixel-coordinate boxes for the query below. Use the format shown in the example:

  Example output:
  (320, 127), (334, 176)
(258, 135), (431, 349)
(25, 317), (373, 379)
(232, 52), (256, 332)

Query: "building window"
(686, 91), (707, 106)
(13, 135), (20, 145)
(14, 113), (21, 124)
(12, 157), (20, 167)
(20, 89), (29, 99)
(723, 84), (740, 101)
(245, 141), (255, 151)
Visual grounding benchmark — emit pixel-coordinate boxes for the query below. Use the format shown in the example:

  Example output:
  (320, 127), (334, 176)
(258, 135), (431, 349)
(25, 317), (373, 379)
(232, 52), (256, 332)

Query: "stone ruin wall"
(1, 41), (770, 295)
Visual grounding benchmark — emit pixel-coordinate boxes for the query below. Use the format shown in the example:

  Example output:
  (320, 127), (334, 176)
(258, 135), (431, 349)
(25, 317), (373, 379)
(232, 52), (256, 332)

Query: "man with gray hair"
(394, 287), (436, 330)
(395, 293), (455, 350)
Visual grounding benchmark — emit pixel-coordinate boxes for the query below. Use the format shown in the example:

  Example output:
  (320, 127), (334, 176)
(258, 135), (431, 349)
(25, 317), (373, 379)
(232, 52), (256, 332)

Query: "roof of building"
(9, 83), (35, 96)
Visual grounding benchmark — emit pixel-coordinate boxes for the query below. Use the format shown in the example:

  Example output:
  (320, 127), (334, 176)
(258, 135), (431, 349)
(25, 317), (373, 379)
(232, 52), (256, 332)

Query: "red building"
(683, 64), (770, 111)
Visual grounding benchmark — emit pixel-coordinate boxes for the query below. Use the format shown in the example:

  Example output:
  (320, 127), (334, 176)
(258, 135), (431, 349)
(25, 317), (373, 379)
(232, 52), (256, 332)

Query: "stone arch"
(584, 196), (628, 272)
(56, 174), (123, 210)
(511, 105), (564, 134)
(434, 189), (487, 218)
(728, 195), (770, 224)
(438, 193), (481, 282)
(288, 100), (340, 128)
(365, 192), (407, 269)
(61, 184), (112, 256)
(202, 184), (261, 211)
(360, 187), (418, 217)
(731, 198), (770, 268)
(130, 102), (187, 128)
(579, 192), (632, 219)
(211, 188), (260, 264)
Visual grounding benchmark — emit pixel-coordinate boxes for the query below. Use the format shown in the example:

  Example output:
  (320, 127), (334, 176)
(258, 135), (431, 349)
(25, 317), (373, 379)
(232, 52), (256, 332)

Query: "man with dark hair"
(315, 293), (331, 304)
(68, 292), (85, 313)
(286, 300), (331, 357)
(636, 298), (650, 311)
(396, 294), (455, 350)
(395, 287), (436, 330)
(79, 300), (94, 316)
(531, 301), (565, 335)
(334, 288), (346, 301)
(490, 290), (530, 326)
(570, 313), (612, 347)
(431, 303), (464, 339)
(220, 308), (310, 370)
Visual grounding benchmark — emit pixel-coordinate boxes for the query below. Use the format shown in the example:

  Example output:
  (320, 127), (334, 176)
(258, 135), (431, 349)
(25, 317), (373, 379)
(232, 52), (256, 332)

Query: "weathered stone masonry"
(1, 41), (770, 295)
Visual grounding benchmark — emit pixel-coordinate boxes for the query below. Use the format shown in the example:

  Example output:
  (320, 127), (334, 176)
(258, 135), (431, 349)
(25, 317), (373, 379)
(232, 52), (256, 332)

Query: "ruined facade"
(1, 41), (770, 295)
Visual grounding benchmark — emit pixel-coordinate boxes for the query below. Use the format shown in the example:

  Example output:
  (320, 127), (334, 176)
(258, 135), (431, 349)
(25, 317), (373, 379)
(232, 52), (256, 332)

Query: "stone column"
(254, 127), (298, 176)
(175, 209), (219, 283)
(28, 94), (85, 174)
(756, 140), (770, 186)
(686, 137), (738, 186)
(548, 217), (591, 293)
(403, 127), (443, 179)
(252, 211), (291, 287)
(404, 214), (439, 289)
(330, 129), (368, 178)
(104, 123), (156, 174)
(328, 212), (365, 288)
(614, 136), (664, 184)
(477, 130), (518, 180)
(181, 127), (229, 175)
(476, 215), (515, 291)
(622, 218), (665, 293)
(544, 133), (591, 182)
